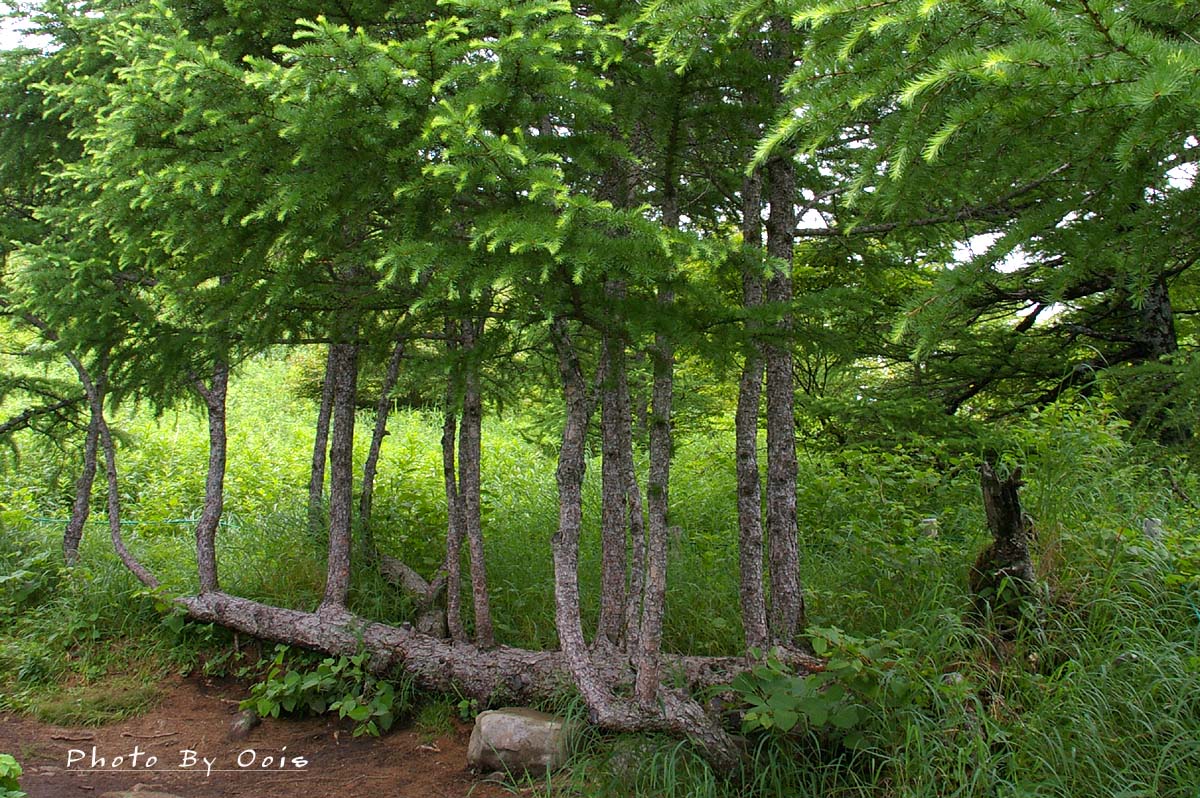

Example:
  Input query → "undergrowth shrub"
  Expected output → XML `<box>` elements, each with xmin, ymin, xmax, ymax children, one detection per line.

<box><xmin>242</xmin><ymin>645</ymin><xmax>413</xmax><ymax>737</ymax></box>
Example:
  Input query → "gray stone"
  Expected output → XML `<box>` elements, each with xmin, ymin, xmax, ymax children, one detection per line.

<box><xmin>467</xmin><ymin>707</ymin><xmax>577</xmax><ymax>775</ymax></box>
<box><xmin>228</xmin><ymin>708</ymin><xmax>261</xmax><ymax>740</ymax></box>
<box><xmin>100</xmin><ymin>791</ymin><xmax>185</xmax><ymax>798</ymax></box>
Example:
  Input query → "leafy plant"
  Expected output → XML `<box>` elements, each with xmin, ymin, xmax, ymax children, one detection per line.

<box><xmin>731</xmin><ymin>628</ymin><xmax>922</xmax><ymax>749</ymax></box>
<box><xmin>0</xmin><ymin>753</ymin><xmax>25</xmax><ymax>798</ymax></box>
<box><xmin>242</xmin><ymin>645</ymin><xmax>409</xmax><ymax>737</ymax></box>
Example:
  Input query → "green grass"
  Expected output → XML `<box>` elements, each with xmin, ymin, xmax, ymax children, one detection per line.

<box><xmin>2</xmin><ymin>357</ymin><xmax>1200</xmax><ymax>796</ymax></box>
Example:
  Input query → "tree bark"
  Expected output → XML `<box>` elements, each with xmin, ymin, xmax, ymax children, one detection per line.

<box><xmin>458</xmin><ymin>309</ymin><xmax>495</xmax><ymax>648</ymax></box>
<box><xmin>359</xmin><ymin>337</ymin><xmax>407</xmax><ymax>561</ymax></box>
<box><xmin>442</xmin><ymin>319</ymin><xmax>467</xmax><ymax>643</ymax></box>
<box><xmin>736</xmin><ymin>171</ymin><xmax>769</xmax><ymax>652</ymax></box>
<box><xmin>193</xmin><ymin>360</ymin><xmax>229</xmax><ymax>594</ymax></box>
<box><xmin>969</xmin><ymin>463</ymin><xmax>1036</xmax><ymax>632</ymax></box>
<box><xmin>764</xmin><ymin>134</ymin><xmax>805</xmax><ymax>645</ymax></box>
<box><xmin>636</xmin><ymin>300</ymin><xmax>673</xmax><ymax>704</ymax></box>
<box><xmin>63</xmin><ymin>403</ymin><xmax>100</xmax><ymax>564</ymax></box>
<box><xmin>320</xmin><ymin>341</ymin><xmax>359</xmax><ymax>610</ymax></box>
<box><xmin>598</xmin><ymin>297</ymin><xmax>628</xmax><ymax>648</ymax></box>
<box><xmin>550</xmin><ymin>317</ymin><xmax>628</xmax><ymax>713</ymax></box>
<box><xmin>307</xmin><ymin>344</ymin><xmax>336</xmax><ymax>536</ymax></box>
<box><xmin>177</xmin><ymin>590</ymin><xmax>820</xmax><ymax>712</ymax></box>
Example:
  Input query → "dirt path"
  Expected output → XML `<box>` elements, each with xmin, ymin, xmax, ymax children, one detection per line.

<box><xmin>0</xmin><ymin>675</ymin><xmax>511</xmax><ymax>798</ymax></box>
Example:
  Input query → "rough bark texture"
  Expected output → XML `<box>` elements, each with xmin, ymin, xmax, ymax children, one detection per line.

<box><xmin>193</xmin><ymin>361</ymin><xmax>229</xmax><ymax>594</ymax></box>
<box><xmin>176</xmin><ymin>590</ymin><xmax>820</xmax><ymax>707</ymax></box>
<box><xmin>321</xmin><ymin>342</ymin><xmax>359</xmax><ymax>610</ymax></box>
<box><xmin>764</xmin><ymin>136</ymin><xmax>805</xmax><ymax>645</ymax></box>
<box><xmin>549</xmin><ymin>318</ymin><xmax>612</xmax><ymax>708</ymax></box>
<box><xmin>359</xmin><ymin>337</ymin><xmax>407</xmax><ymax>560</ymax></box>
<box><xmin>459</xmin><ymin>312</ymin><xmax>495</xmax><ymax>648</ymax></box>
<box><xmin>63</xmin><ymin>405</ymin><xmax>100</xmax><ymax>564</ymax></box>
<box><xmin>969</xmin><ymin>463</ymin><xmax>1037</xmax><ymax>632</ymax></box>
<box><xmin>636</xmin><ymin>301</ymin><xmax>673</xmax><ymax>705</ymax></box>
<box><xmin>442</xmin><ymin>333</ymin><xmax>467</xmax><ymax>644</ymax></box>
<box><xmin>620</xmin><ymin>363</ymin><xmax>647</xmax><ymax>655</ymax></box>
<box><xmin>598</xmin><ymin>313</ymin><xmax>628</xmax><ymax>648</ymax></box>
<box><xmin>307</xmin><ymin>345</ymin><xmax>336</xmax><ymax>536</ymax></box>
<box><xmin>736</xmin><ymin>171</ymin><xmax>769</xmax><ymax>652</ymax></box>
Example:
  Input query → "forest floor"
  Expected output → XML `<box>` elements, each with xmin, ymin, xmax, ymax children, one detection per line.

<box><xmin>0</xmin><ymin>674</ymin><xmax>511</xmax><ymax>798</ymax></box>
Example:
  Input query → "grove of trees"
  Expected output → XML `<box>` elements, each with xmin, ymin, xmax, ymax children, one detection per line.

<box><xmin>1</xmin><ymin>0</ymin><xmax>1196</xmax><ymax>763</ymax></box>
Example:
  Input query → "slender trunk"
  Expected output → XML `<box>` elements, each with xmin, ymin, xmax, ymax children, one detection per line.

<box><xmin>442</xmin><ymin>320</ymin><xmax>467</xmax><ymax>643</ymax></box>
<box><xmin>764</xmin><ymin>144</ymin><xmax>805</xmax><ymax>644</ymax></box>
<box><xmin>308</xmin><ymin>345</ymin><xmax>336</xmax><ymax>536</ymax></box>
<box><xmin>621</xmin><ymin>352</ymin><xmax>646</xmax><ymax>655</ymax></box>
<box><xmin>549</xmin><ymin>318</ymin><xmax>620</xmax><ymax>711</ymax></box>
<box><xmin>459</xmin><ymin>312</ymin><xmax>495</xmax><ymax>648</ymax></box>
<box><xmin>598</xmin><ymin>295</ymin><xmax>628</xmax><ymax>648</ymax></box>
<box><xmin>194</xmin><ymin>360</ymin><xmax>229</xmax><ymax>594</ymax></box>
<box><xmin>63</xmin><ymin>407</ymin><xmax>100</xmax><ymax>564</ymax></box>
<box><xmin>737</xmin><ymin>172</ymin><xmax>769</xmax><ymax>651</ymax></box>
<box><xmin>359</xmin><ymin>337</ymin><xmax>407</xmax><ymax>560</ymax></box>
<box><xmin>321</xmin><ymin>341</ymin><xmax>359</xmax><ymax>610</ymax></box>
<box><xmin>636</xmin><ymin>137</ymin><xmax>681</xmax><ymax>704</ymax></box>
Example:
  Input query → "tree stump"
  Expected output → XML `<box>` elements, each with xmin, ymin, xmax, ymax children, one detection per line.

<box><xmin>968</xmin><ymin>463</ymin><xmax>1037</xmax><ymax>634</ymax></box>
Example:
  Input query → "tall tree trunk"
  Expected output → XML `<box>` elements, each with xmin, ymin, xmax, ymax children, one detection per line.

<box><xmin>63</xmin><ymin>404</ymin><xmax>100</xmax><ymax>564</ymax></box>
<box><xmin>442</xmin><ymin>319</ymin><xmax>467</xmax><ymax>643</ymax></box>
<box><xmin>548</xmin><ymin>318</ymin><xmax>631</xmax><ymax>716</ymax></box>
<box><xmin>621</xmin><ymin>353</ymin><xmax>647</xmax><ymax>655</ymax></box>
<box><xmin>359</xmin><ymin>337</ymin><xmax>407</xmax><ymax>561</ymax></box>
<box><xmin>635</xmin><ymin>120</ymin><xmax>682</xmax><ymax>704</ymax></box>
<box><xmin>764</xmin><ymin>130</ymin><xmax>805</xmax><ymax>645</ymax></box>
<box><xmin>193</xmin><ymin>360</ymin><xmax>229</xmax><ymax>594</ymax></box>
<box><xmin>458</xmin><ymin>311</ymin><xmax>495</xmax><ymax>648</ymax></box>
<box><xmin>598</xmin><ymin>295</ymin><xmax>628</xmax><ymax>648</ymax></box>
<box><xmin>308</xmin><ymin>345</ymin><xmax>336</xmax><ymax>536</ymax></box>
<box><xmin>736</xmin><ymin>171</ymin><xmax>769</xmax><ymax>652</ymax></box>
<box><xmin>321</xmin><ymin>341</ymin><xmax>359</xmax><ymax>610</ymax></box>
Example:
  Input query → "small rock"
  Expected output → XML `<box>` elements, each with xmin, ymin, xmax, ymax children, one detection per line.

<box><xmin>467</xmin><ymin>707</ymin><xmax>578</xmax><ymax>775</ymax></box>
<box><xmin>228</xmin><ymin>708</ymin><xmax>261</xmax><ymax>740</ymax></box>
<box><xmin>99</xmin><ymin>791</ymin><xmax>186</xmax><ymax>798</ymax></box>
<box><xmin>1142</xmin><ymin>517</ymin><xmax>1164</xmax><ymax>541</ymax></box>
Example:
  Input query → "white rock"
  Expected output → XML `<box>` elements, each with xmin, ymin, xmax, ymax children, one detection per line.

<box><xmin>467</xmin><ymin>707</ymin><xmax>577</xmax><ymax>775</ymax></box>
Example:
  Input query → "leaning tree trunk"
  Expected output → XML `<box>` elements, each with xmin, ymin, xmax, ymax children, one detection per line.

<box><xmin>308</xmin><ymin>344</ymin><xmax>337</xmax><ymax>536</ymax></box>
<box><xmin>736</xmin><ymin>171</ymin><xmax>769</xmax><ymax>652</ymax></box>
<box><xmin>359</xmin><ymin>337</ymin><xmax>407</xmax><ymax>560</ymax></box>
<box><xmin>321</xmin><ymin>341</ymin><xmax>359</xmax><ymax>611</ymax></box>
<box><xmin>193</xmin><ymin>360</ymin><xmax>229</xmax><ymax>594</ymax></box>
<box><xmin>63</xmin><ymin>397</ymin><xmax>101</xmax><ymax>564</ymax></box>
<box><xmin>458</xmin><ymin>310</ymin><xmax>495</xmax><ymax>648</ymax></box>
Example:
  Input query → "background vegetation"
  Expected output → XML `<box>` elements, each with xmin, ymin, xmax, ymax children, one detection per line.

<box><xmin>3</xmin><ymin>352</ymin><xmax>1199</xmax><ymax>796</ymax></box>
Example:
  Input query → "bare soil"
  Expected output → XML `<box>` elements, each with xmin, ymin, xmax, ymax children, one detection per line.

<box><xmin>0</xmin><ymin>674</ymin><xmax>513</xmax><ymax>798</ymax></box>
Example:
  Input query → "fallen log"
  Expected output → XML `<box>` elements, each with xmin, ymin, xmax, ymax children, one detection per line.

<box><xmin>178</xmin><ymin>591</ymin><xmax>821</xmax><ymax>731</ymax></box>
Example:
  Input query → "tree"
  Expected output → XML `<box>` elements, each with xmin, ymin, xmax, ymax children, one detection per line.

<box><xmin>769</xmin><ymin>0</ymin><xmax>1200</xmax><ymax>438</ymax></box>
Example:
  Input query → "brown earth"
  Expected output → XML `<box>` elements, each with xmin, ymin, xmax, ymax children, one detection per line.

<box><xmin>0</xmin><ymin>675</ymin><xmax>516</xmax><ymax>798</ymax></box>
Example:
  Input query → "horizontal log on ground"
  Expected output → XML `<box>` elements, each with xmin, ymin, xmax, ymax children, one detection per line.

<box><xmin>179</xmin><ymin>591</ymin><xmax>822</xmax><ymax>708</ymax></box>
